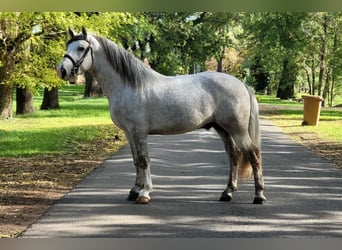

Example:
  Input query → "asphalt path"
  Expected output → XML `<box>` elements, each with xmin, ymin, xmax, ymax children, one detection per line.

<box><xmin>21</xmin><ymin>119</ymin><xmax>342</xmax><ymax>237</ymax></box>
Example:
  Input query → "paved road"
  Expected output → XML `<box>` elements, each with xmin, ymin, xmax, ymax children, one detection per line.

<box><xmin>21</xmin><ymin>120</ymin><xmax>342</xmax><ymax>237</ymax></box>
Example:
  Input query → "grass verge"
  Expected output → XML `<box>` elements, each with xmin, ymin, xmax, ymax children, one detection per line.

<box><xmin>0</xmin><ymin>85</ymin><xmax>128</xmax><ymax>237</ymax></box>
<box><xmin>0</xmin><ymin>91</ymin><xmax>340</xmax><ymax>237</ymax></box>
<box><xmin>259</xmin><ymin>95</ymin><xmax>342</xmax><ymax>168</ymax></box>
<box><xmin>0</xmin><ymin>86</ymin><xmax>115</xmax><ymax>156</ymax></box>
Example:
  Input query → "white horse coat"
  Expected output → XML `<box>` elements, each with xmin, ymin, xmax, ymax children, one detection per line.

<box><xmin>57</xmin><ymin>27</ymin><xmax>266</xmax><ymax>205</ymax></box>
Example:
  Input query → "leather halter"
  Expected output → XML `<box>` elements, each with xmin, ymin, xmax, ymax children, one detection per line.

<box><xmin>63</xmin><ymin>39</ymin><xmax>93</xmax><ymax>76</ymax></box>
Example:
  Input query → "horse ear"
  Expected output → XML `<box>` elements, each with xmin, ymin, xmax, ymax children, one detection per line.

<box><xmin>68</xmin><ymin>26</ymin><xmax>76</xmax><ymax>37</ymax></box>
<box><xmin>82</xmin><ymin>26</ymin><xmax>87</xmax><ymax>38</ymax></box>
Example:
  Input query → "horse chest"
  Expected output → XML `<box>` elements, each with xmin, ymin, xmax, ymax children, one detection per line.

<box><xmin>108</xmin><ymin>93</ymin><xmax>146</xmax><ymax>130</ymax></box>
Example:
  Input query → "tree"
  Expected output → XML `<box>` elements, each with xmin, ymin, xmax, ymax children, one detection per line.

<box><xmin>0</xmin><ymin>12</ymin><xmax>38</xmax><ymax>119</ymax></box>
<box><xmin>206</xmin><ymin>47</ymin><xmax>245</xmax><ymax>79</ymax></box>
<box><xmin>196</xmin><ymin>12</ymin><xmax>242</xmax><ymax>73</ymax></box>
<box><xmin>326</xmin><ymin>13</ymin><xmax>342</xmax><ymax>106</ymax></box>
<box><xmin>84</xmin><ymin>72</ymin><xmax>102</xmax><ymax>98</ymax></box>
<box><xmin>144</xmin><ymin>12</ymin><xmax>195</xmax><ymax>75</ymax></box>
<box><xmin>16</xmin><ymin>86</ymin><xmax>33</xmax><ymax>114</ymax></box>
<box><xmin>244</xmin><ymin>12</ymin><xmax>308</xmax><ymax>99</ymax></box>
<box><xmin>0</xmin><ymin>12</ymin><xmax>77</xmax><ymax>118</ymax></box>
<box><xmin>300</xmin><ymin>12</ymin><xmax>342</xmax><ymax>106</ymax></box>
<box><xmin>36</xmin><ymin>13</ymin><xmax>77</xmax><ymax>110</ymax></box>
<box><xmin>320</xmin><ymin>13</ymin><xmax>342</xmax><ymax>106</ymax></box>
<box><xmin>41</xmin><ymin>86</ymin><xmax>59</xmax><ymax>110</ymax></box>
<box><xmin>141</xmin><ymin>12</ymin><xmax>235</xmax><ymax>75</ymax></box>
<box><xmin>14</xmin><ymin>36</ymin><xmax>34</xmax><ymax>115</ymax></box>
<box><xmin>0</xmin><ymin>84</ymin><xmax>13</xmax><ymax>119</ymax></box>
<box><xmin>249</xmin><ymin>56</ymin><xmax>270</xmax><ymax>94</ymax></box>
<box><xmin>277</xmin><ymin>58</ymin><xmax>297</xmax><ymax>99</ymax></box>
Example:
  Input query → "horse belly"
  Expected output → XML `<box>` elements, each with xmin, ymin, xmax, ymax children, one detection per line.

<box><xmin>148</xmin><ymin>120</ymin><xmax>207</xmax><ymax>135</ymax></box>
<box><xmin>147</xmin><ymin>100</ymin><xmax>214</xmax><ymax>135</ymax></box>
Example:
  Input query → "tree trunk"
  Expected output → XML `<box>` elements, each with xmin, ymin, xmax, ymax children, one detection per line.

<box><xmin>216</xmin><ymin>57</ymin><xmax>223</xmax><ymax>72</ymax></box>
<box><xmin>277</xmin><ymin>58</ymin><xmax>296</xmax><ymax>100</ymax></box>
<box><xmin>329</xmin><ymin>26</ymin><xmax>339</xmax><ymax>107</ymax></box>
<box><xmin>41</xmin><ymin>87</ymin><xmax>59</xmax><ymax>110</ymax></box>
<box><xmin>251</xmin><ymin>56</ymin><xmax>270</xmax><ymax>94</ymax></box>
<box><xmin>304</xmin><ymin>67</ymin><xmax>311</xmax><ymax>94</ymax></box>
<box><xmin>322</xmin><ymin>69</ymin><xmax>330</xmax><ymax>107</ymax></box>
<box><xmin>16</xmin><ymin>86</ymin><xmax>34</xmax><ymax>115</ymax></box>
<box><xmin>310</xmin><ymin>58</ymin><xmax>316</xmax><ymax>95</ymax></box>
<box><xmin>317</xmin><ymin>42</ymin><xmax>326</xmax><ymax>96</ymax></box>
<box><xmin>0</xmin><ymin>84</ymin><xmax>13</xmax><ymax>119</ymax></box>
<box><xmin>216</xmin><ymin>46</ymin><xmax>225</xmax><ymax>73</ymax></box>
<box><xmin>84</xmin><ymin>72</ymin><xmax>102</xmax><ymax>98</ymax></box>
<box><xmin>330</xmin><ymin>72</ymin><xmax>335</xmax><ymax>107</ymax></box>
<box><xmin>318</xmin><ymin>15</ymin><xmax>328</xmax><ymax>96</ymax></box>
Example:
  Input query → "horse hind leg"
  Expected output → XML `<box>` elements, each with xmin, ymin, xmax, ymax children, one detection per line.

<box><xmin>215</xmin><ymin>127</ymin><xmax>240</xmax><ymax>202</ymax></box>
<box><xmin>220</xmin><ymin>145</ymin><xmax>241</xmax><ymax>202</ymax></box>
<box><xmin>228</xmin><ymin>132</ymin><xmax>266</xmax><ymax>204</ymax></box>
<box><xmin>246</xmin><ymin>146</ymin><xmax>267</xmax><ymax>204</ymax></box>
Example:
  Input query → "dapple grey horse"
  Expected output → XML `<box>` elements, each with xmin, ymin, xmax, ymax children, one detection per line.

<box><xmin>57</xmin><ymin>27</ymin><xmax>266</xmax><ymax>205</ymax></box>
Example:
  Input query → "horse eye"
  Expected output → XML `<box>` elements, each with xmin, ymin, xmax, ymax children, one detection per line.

<box><xmin>78</xmin><ymin>47</ymin><xmax>85</xmax><ymax>52</ymax></box>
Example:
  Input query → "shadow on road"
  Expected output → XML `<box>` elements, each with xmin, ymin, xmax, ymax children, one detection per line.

<box><xmin>22</xmin><ymin>120</ymin><xmax>342</xmax><ymax>237</ymax></box>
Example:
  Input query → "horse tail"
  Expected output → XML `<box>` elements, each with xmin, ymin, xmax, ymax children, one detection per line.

<box><xmin>239</xmin><ymin>85</ymin><xmax>261</xmax><ymax>179</ymax></box>
<box><xmin>246</xmin><ymin>85</ymin><xmax>260</xmax><ymax>149</ymax></box>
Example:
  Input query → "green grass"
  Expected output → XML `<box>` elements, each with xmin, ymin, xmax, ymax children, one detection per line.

<box><xmin>0</xmin><ymin>85</ymin><xmax>121</xmax><ymax>157</ymax></box>
<box><xmin>256</xmin><ymin>95</ymin><xmax>301</xmax><ymax>106</ymax></box>
<box><xmin>258</xmin><ymin>95</ymin><xmax>342</xmax><ymax>143</ymax></box>
<box><xmin>1</xmin><ymin>90</ymin><xmax>341</xmax><ymax>157</ymax></box>
<box><xmin>270</xmin><ymin>109</ymin><xmax>341</xmax><ymax>142</ymax></box>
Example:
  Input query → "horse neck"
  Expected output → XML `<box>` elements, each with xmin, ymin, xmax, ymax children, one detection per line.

<box><xmin>89</xmin><ymin>35</ymin><xmax>161</xmax><ymax>95</ymax></box>
<box><xmin>89</xmin><ymin>50</ymin><xmax>123</xmax><ymax>96</ymax></box>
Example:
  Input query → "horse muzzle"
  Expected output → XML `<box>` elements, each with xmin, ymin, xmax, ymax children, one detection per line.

<box><xmin>56</xmin><ymin>65</ymin><xmax>70</xmax><ymax>81</ymax></box>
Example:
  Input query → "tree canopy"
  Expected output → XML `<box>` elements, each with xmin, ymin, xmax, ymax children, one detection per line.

<box><xmin>1</xmin><ymin>12</ymin><xmax>342</xmax><ymax>118</ymax></box>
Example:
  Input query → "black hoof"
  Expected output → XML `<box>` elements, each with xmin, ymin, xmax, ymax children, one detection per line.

<box><xmin>127</xmin><ymin>190</ymin><xmax>139</xmax><ymax>201</ymax></box>
<box><xmin>253</xmin><ymin>196</ymin><xmax>266</xmax><ymax>204</ymax></box>
<box><xmin>219</xmin><ymin>191</ymin><xmax>232</xmax><ymax>202</ymax></box>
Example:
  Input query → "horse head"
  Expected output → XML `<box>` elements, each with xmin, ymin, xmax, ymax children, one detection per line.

<box><xmin>57</xmin><ymin>27</ymin><xmax>93</xmax><ymax>80</ymax></box>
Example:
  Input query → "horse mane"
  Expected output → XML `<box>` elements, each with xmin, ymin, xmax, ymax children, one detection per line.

<box><xmin>94</xmin><ymin>35</ymin><xmax>156</xmax><ymax>90</ymax></box>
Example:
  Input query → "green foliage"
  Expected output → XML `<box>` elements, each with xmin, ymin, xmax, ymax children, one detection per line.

<box><xmin>243</xmin><ymin>12</ymin><xmax>308</xmax><ymax>99</ymax></box>
<box><xmin>0</xmin><ymin>13</ymin><xmax>37</xmax><ymax>84</ymax></box>
<box><xmin>0</xmin><ymin>12</ymin><xmax>76</xmax><ymax>92</ymax></box>
<box><xmin>244</xmin><ymin>12</ymin><xmax>342</xmax><ymax>104</ymax></box>
<box><xmin>0</xmin><ymin>85</ymin><xmax>118</xmax><ymax>157</ymax></box>
<box><xmin>144</xmin><ymin>12</ymin><xmax>197</xmax><ymax>74</ymax></box>
<box><xmin>1</xmin><ymin>12</ymin><xmax>341</xmax><ymax>105</ymax></box>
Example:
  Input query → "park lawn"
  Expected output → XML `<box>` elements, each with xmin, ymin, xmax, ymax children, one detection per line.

<box><xmin>264</xmin><ymin>109</ymin><xmax>342</xmax><ymax>143</ymax></box>
<box><xmin>0</xmin><ymin>89</ymin><xmax>340</xmax><ymax>237</ymax></box>
<box><xmin>259</xmin><ymin>95</ymin><xmax>342</xmax><ymax>168</ymax></box>
<box><xmin>258</xmin><ymin>95</ymin><xmax>342</xmax><ymax>143</ymax></box>
<box><xmin>0</xmin><ymin>85</ymin><xmax>126</xmax><ymax>157</ymax></box>
<box><xmin>0</xmin><ymin>85</ymin><xmax>128</xmax><ymax>238</ymax></box>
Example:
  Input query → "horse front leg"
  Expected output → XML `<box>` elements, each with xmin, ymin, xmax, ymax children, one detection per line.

<box><xmin>127</xmin><ymin>166</ymin><xmax>144</xmax><ymax>201</ymax></box>
<box><xmin>126</xmin><ymin>133</ymin><xmax>152</xmax><ymax>204</ymax></box>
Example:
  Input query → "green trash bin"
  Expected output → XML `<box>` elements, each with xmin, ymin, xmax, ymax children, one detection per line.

<box><xmin>302</xmin><ymin>95</ymin><xmax>324</xmax><ymax>126</ymax></box>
